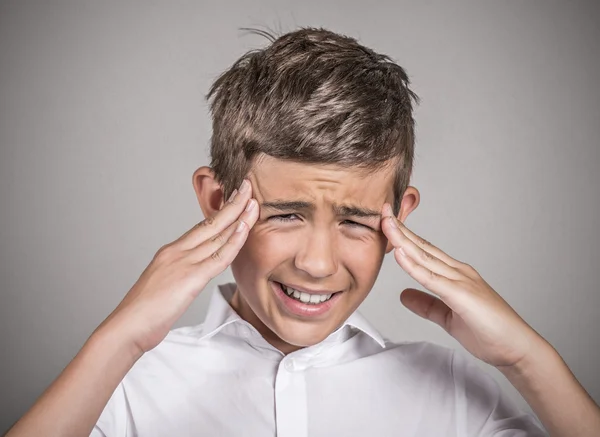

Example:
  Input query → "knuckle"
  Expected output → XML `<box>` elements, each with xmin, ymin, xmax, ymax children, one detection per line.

<box><xmin>210</xmin><ymin>250</ymin><xmax>222</xmax><ymax>262</ymax></box>
<box><xmin>449</xmin><ymin>265</ymin><xmax>463</xmax><ymax>278</ymax></box>
<box><xmin>155</xmin><ymin>244</ymin><xmax>174</xmax><ymax>261</ymax></box>
<box><xmin>419</xmin><ymin>249</ymin><xmax>433</xmax><ymax>262</ymax></box>
<box><xmin>418</xmin><ymin>236</ymin><xmax>432</xmax><ymax>247</ymax></box>
<box><xmin>423</xmin><ymin>268</ymin><xmax>439</xmax><ymax>286</ymax></box>
<box><xmin>210</xmin><ymin>232</ymin><xmax>225</xmax><ymax>245</ymax></box>
<box><xmin>460</xmin><ymin>262</ymin><xmax>478</xmax><ymax>276</ymax></box>
<box><xmin>202</xmin><ymin>216</ymin><xmax>216</xmax><ymax>228</ymax></box>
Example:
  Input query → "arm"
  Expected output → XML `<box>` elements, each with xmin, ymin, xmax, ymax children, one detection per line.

<box><xmin>380</xmin><ymin>203</ymin><xmax>600</xmax><ymax>436</ymax></box>
<box><xmin>4</xmin><ymin>326</ymin><xmax>140</xmax><ymax>437</ymax></box>
<box><xmin>5</xmin><ymin>180</ymin><xmax>259</xmax><ymax>437</ymax></box>
<box><xmin>498</xmin><ymin>338</ymin><xmax>600</xmax><ymax>436</ymax></box>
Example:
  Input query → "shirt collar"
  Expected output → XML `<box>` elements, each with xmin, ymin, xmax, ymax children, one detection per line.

<box><xmin>199</xmin><ymin>283</ymin><xmax>241</xmax><ymax>339</ymax></box>
<box><xmin>199</xmin><ymin>283</ymin><xmax>386</xmax><ymax>349</ymax></box>
<box><xmin>343</xmin><ymin>308</ymin><xmax>386</xmax><ymax>348</ymax></box>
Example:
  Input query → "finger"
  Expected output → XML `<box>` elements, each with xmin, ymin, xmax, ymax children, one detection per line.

<box><xmin>393</xmin><ymin>241</ymin><xmax>463</xmax><ymax>300</ymax></box>
<box><xmin>194</xmin><ymin>205</ymin><xmax>257</xmax><ymax>280</ymax></box>
<box><xmin>400</xmin><ymin>288</ymin><xmax>453</xmax><ymax>332</ymax></box>
<box><xmin>179</xmin><ymin>179</ymin><xmax>253</xmax><ymax>250</ymax></box>
<box><xmin>381</xmin><ymin>207</ymin><xmax>462</xmax><ymax>281</ymax></box>
<box><xmin>382</xmin><ymin>203</ymin><xmax>465</xmax><ymax>270</ymax></box>
<box><xmin>188</xmin><ymin>197</ymin><xmax>259</xmax><ymax>263</ymax></box>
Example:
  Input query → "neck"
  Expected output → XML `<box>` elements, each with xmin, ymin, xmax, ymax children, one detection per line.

<box><xmin>230</xmin><ymin>288</ymin><xmax>303</xmax><ymax>355</ymax></box>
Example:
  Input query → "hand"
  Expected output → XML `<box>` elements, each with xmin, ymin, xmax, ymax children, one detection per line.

<box><xmin>95</xmin><ymin>179</ymin><xmax>260</xmax><ymax>356</ymax></box>
<box><xmin>381</xmin><ymin>203</ymin><xmax>546</xmax><ymax>369</ymax></box>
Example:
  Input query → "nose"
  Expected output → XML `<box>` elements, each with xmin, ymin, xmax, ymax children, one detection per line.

<box><xmin>294</xmin><ymin>228</ymin><xmax>338</xmax><ymax>279</ymax></box>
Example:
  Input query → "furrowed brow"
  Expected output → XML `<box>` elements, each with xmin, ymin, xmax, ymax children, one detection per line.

<box><xmin>260</xmin><ymin>201</ymin><xmax>381</xmax><ymax>219</ymax></box>
<box><xmin>334</xmin><ymin>205</ymin><xmax>381</xmax><ymax>219</ymax></box>
<box><xmin>260</xmin><ymin>200</ymin><xmax>314</xmax><ymax>212</ymax></box>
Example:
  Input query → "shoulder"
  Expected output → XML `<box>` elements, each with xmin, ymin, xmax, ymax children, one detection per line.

<box><xmin>379</xmin><ymin>341</ymin><xmax>547</xmax><ymax>434</ymax></box>
<box><xmin>165</xmin><ymin>322</ymin><xmax>208</xmax><ymax>341</ymax></box>
<box><xmin>381</xmin><ymin>339</ymin><xmax>457</xmax><ymax>373</ymax></box>
<box><xmin>379</xmin><ymin>340</ymin><xmax>501</xmax><ymax>395</ymax></box>
<box><xmin>97</xmin><ymin>322</ymin><xmax>208</xmax><ymax>385</ymax></box>
<box><xmin>128</xmin><ymin>322</ymin><xmax>210</xmax><ymax>373</ymax></box>
<box><xmin>94</xmin><ymin>322</ymin><xmax>212</xmax><ymax>434</ymax></box>
<box><xmin>354</xmin><ymin>339</ymin><xmax>458</xmax><ymax>390</ymax></box>
<box><xmin>383</xmin><ymin>338</ymin><xmax>455</xmax><ymax>358</ymax></box>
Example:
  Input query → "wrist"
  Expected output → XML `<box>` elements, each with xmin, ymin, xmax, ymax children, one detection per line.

<box><xmin>497</xmin><ymin>334</ymin><xmax>558</xmax><ymax>380</ymax></box>
<box><xmin>497</xmin><ymin>335</ymin><xmax>600</xmax><ymax>436</ymax></box>
<box><xmin>89</xmin><ymin>320</ymin><xmax>145</xmax><ymax>365</ymax></box>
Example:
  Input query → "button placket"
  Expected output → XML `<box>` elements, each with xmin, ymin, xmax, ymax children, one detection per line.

<box><xmin>284</xmin><ymin>359</ymin><xmax>294</xmax><ymax>372</ymax></box>
<box><xmin>275</xmin><ymin>358</ymin><xmax>308</xmax><ymax>437</ymax></box>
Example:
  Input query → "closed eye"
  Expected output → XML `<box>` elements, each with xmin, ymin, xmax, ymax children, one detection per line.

<box><xmin>342</xmin><ymin>220</ymin><xmax>374</xmax><ymax>231</ymax></box>
<box><xmin>270</xmin><ymin>214</ymin><xmax>300</xmax><ymax>222</ymax></box>
<box><xmin>270</xmin><ymin>214</ymin><xmax>373</xmax><ymax>230</ymax></box>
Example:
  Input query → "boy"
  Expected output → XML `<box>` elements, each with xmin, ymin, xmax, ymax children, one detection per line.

<box><xmin>6</xmin><ymin>27</ymin><xmax>600</xmax><ymax>436</ymax></box>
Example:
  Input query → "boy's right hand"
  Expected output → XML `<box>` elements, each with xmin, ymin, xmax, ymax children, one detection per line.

<box><xmin>95</xmin><ymin>179</ymin><xmax>259</xmax><ymax>357</ymax></box>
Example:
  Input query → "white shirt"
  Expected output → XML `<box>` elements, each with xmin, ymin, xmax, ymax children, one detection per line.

<box><xmin>92</xmin><ymin>283</ymin><xmax>547</xmax><ymax>436</ymax></box>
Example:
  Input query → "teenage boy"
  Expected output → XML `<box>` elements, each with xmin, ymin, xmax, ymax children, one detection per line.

<box><xmin>6</xmin><ymin>27</ymin><xmax>600</xmax><ymax>437</ymax></box>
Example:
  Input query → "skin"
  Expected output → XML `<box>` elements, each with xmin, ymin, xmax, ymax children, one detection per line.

<box><xmin>193</xmin><ymin>154</ymin><xmax>419</xmax><ymax>353</ymax></box>
<box><xmin>4</xmin><ymin>178</ymin><xmax>261</xmax><ymax>436</ymax></box>
<box><xmin>5</xmin><ymin>156</ymin><xmax>600</xmax><ymax>436</ymax></box>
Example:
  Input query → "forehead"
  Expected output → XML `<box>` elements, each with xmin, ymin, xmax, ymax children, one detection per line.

<box><xmin>249</xmin><ymin>155</ymin><xmax>395</xmax><ymax>205</ymax></box>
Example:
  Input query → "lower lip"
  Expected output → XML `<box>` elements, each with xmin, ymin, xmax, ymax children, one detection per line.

<box><xmin>271</xmin><ymin>281</ymin><xmax>342</xmax><ymax>318</ymax></box>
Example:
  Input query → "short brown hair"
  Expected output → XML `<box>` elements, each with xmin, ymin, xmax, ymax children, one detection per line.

<box><xmin>207</xmin><ymin>27</ymin><xmax>419</xmax><ymax>214</ymax></box>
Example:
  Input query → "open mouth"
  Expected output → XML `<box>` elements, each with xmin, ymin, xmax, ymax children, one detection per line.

<box><xmin>282</xmin><ymin>283</ymin><xmax>336</xmax><ymax>304</ymax></box>
<box><xmin>274</xmin><ymin>281</ymin><xmax>342</xmax><ymax>305</ymax></box>
<box><xmin>271</xmin><ymin>281</ymin><xmax>344</xmax><ymax>317</ymax></box>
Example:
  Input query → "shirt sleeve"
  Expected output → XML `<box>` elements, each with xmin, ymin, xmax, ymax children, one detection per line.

<box><xmin>89</xmin><ymin>383</ymin><xmax>130</xmax><ymax>437</ymax></box>
<box><xmin>451</xmin><ymin>349</ymin><xmax>549</xmax><ymax>436</ymax></box>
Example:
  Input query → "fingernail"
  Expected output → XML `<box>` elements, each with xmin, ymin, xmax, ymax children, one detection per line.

<box><xmin>227</xmin><ymin>189</ymin><xmax>238</xmax><ymax>202</ymax></box>
<box><xmin>239</xmin><ymin>179</ymin><xmax>250</xmax><ymax>193</ymax></box>
<box><xmin>236</xmin><ymin>220</ymin><xmax>246</xmax><ymax>233</ymax></box>
<box><xmin>388</xmin><ymin>216</ymin><xmax>398</xmax><ymax>229</ymax></box>
<box><xmin>245</xmin><ymin>199</ymin><xmax>255</xmax><ymax>212</ymax></box>
<box><xmin>397</xmin><ymin>247</ymin><xmax>406</xmax><ymax>257</ymax></box>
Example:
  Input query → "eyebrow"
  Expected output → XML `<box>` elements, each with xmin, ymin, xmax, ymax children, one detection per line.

<box><xmin>261</xmin><ymin>200</ymin><xmax>381</xmax><ymax>219</ymax></box>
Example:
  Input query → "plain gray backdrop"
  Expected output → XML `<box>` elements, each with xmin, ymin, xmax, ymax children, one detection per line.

<box><xmin>1</xmin><ymin>0</ymin><xmax>598</xmax><ymax>432</ymax></box>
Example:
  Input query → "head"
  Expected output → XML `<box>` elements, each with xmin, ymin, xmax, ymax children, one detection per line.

<box><xmin>193</xmin><ymin>27</ymin><xmax>420</xmax><ymax>353</ymax></box>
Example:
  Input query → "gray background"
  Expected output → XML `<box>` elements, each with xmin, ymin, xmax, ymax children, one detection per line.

<box><xmin>1</xmin><ymin>0</ymin><xmax>598</xmax><ymax>432</ymax></box>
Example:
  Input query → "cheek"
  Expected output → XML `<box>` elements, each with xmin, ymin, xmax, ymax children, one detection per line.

<box><xmin>234</xmin><ymin>227</ymin><xmax>296</xmax><ymax>274</ymax></box>
<box><xmin>234</xmin><ymin>226</ymin><xmax>386</xmax><ymax>284</ymax></box>
<box><xmin>340</xmin><ymin>237</ymin><xmax>386</xmax><ymax>285</ymax></box>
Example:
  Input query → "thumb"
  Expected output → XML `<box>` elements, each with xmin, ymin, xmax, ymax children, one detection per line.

<box><xmin>400</xmin><ymin>288</ymin><xmax>452</xmax><ymax>331</ymax></box>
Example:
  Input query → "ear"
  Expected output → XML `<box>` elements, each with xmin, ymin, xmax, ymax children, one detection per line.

<box><xmin>192</xmin><ymin>166</ymin><xmax>225</xmax><ymax>219</ymax></box>
<box><xmin>385</xmin><ymin>186</ymin><xmax>420</xmax><ymax>253</ymax></box>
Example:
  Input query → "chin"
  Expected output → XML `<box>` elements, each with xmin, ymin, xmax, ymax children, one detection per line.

<box><xmin>274</xmin><ymin>322</ymin><xmax>334</xmax><ymax>348</ymax></box>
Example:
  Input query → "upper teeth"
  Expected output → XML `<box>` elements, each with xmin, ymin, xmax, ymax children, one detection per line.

<box><xmin>283</xmin><ymin>285</ymin><xmax>333</xmax><ymax>304</ymax></box>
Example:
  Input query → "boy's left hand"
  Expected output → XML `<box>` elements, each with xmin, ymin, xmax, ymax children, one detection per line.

<box><xmin>381</xmin><ymin>203</ymin><xmax>546</xmax><ymax>370</ymax></box>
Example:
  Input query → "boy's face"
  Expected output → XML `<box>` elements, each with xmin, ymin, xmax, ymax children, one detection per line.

<box><xmin>194</xmin><ymin>155</ymin><xmax>419</xmax><ymax>353</ymax></box>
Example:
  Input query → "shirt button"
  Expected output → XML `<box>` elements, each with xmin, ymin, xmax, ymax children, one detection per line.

<box><xmin>284</xmin><ymin>360</ymin><xmax>294</xmax><ymax>371</ymax></box>
<box><xmin>240</xmin><ymin>326</ymin><xmax>250</xmax><ymax>338</ymax></box>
